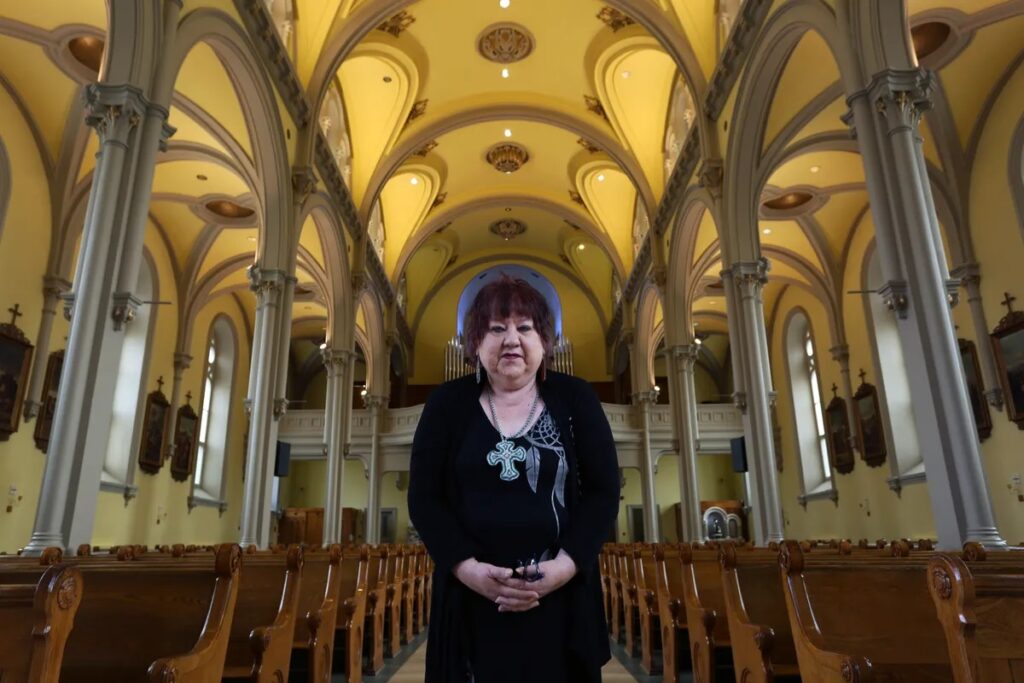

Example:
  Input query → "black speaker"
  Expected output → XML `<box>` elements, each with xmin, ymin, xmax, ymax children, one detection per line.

<box><xmin>730</xmin><ymin>436</ymin><xmax>748</xmax><ymax>473</ymax></box>
<box><xmin>274</xmin><ymin>441</ymin><xmax>292</xmax><ymax>477</ymax></box>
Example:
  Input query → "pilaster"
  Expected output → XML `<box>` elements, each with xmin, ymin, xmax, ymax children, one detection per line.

<box><xmin>666</xmin><ymin>344</ymin><xmax>702</xmax><ymax>541</ymax></box>
<box><xmin>633</xmin><ymin>389</ymin><xmax>660</xmax><ymax>542</ymax></box>
<box><xmin>23</xmin><ymin>276</ymin><xmax>71</xmax><ymax>421</ymax></box>
<box><xmin>364</xmin><ymin>394</ymin><xmax>388</xmax><ymax>544</ymax></box>
<box><xmin>952</xmin><ymin>263</ymin><xmax>1003</xmax><ymax>409</ymax></box>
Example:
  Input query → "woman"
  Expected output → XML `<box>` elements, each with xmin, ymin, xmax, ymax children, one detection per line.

<box><xmin>408</xmin><ymin>275</ymin><xmax>620</xmax><ymax>682</ymax></box>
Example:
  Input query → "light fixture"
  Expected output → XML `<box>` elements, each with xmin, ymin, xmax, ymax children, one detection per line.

<box><xmin>621</xmin><ymin>71</ymin><xmax>631</xmax><ymax>79</ymax></box>
<box><xmin>763</xmin><ymin>228</ymin><xmax>772</xmax><ymax>235</ymax></box>
<box><xmin>694</xmin><ymin>337</ymin><xmax>703</xmax><ymax>346</ymax></box>
<box><xmin>597</xmin><ymin>173</ymin><xmax>606</xmax><ymax>182</ymax></box>
<box><xmin>653</xmin><ymin>385</ymin><xmax>660</xmax><ymax>393</ymax></box>
<box><xmin>501</xmin><ymin>67</ymin><xmax>510</xmax><ymax>79</ymax></box>
<box><xmin>196</xmin><ymin>174</ymin><xmax>208</xmax><ymax>181</ymax></box>
<box><xmin>810</xmin><ymin>165</ymin><xmax>821</xmax><ymax>173</ymax></box>
<box><xmin>577</xmin><ymin>243</ymin><xmax>586</xmax><ymax>251</ymax></box>
<box><xmin>360</xmin><ymin>388</ymin><xmax>368</xmax><ymax>397</ymax></box>
<box><xmin>410</xmin><ymin>177</ymin><xmax>419</xmax><ymax>185</ymax></box>
<box><xmin>504</xmin><ymin>128</ymin><xmax>512</xmax><ymax>137</ymax></box>
<box><xmin>499</xmin><ymin>0</ymin><xmax>510</xmax><ymax>7</ymax></box>
<box><xmin>320</xmin><ymin>342</ymin><xmax>328</xmax><ymax>350</ymax></box>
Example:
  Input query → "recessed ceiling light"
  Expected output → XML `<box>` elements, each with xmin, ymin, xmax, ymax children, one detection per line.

<box><xmin>383</xmin><ymin>76</ymin><xmax>393</xmax><ymax>83</ymax></box>
<box><xmin>410</xmin><ymin>177</ymin><xmax>419</xmax><ymax>185</ymax></box>
<box><xmin>810</xmin><ymin>165</ymin><xmax>821</xmax><ymax>173</ymax></box>
<box><xmin>501</xmin><ymin>67</ymin><xmax>510</xmax><ymax>79</ymax></box>
<box><xmin>597</xmin><ymin>173</ymin><xmax>606</xmax><ymax>182</ymax></box>
<box><xmin>621</xmin><ymin>71</ymin><xmax>631</xmax><ymax>78</ymax></box>
<box><xmin>577</xmin><ymin>244</ymin><xmax>586</xmax><ymax>251</ymax></box>
<box><xmin>499</xmin><ymin>0</ymin><xmax>510</xmax><ymax>7</ymax></box>
<box><xmin>504</xmin><ymin>128</ymin><xmax>512</xmax><ymax>138</ymax></box>
<box><xmin>196</xmin><ymin>174</ymin><xmax>208</xmax><ymax>181</ymax></box>
<box><xmin>763</xmin><ymin>228</ymin><xmax>772</xmax><ymax>235</ymax></box>
<box><xmin>505</xmin><ymin>207</ymin><xmax>512</xmax><ymax>212</ymax></box>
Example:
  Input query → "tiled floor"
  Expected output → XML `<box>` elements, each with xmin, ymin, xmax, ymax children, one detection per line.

<box><xmin>371</xmin><ymin>635</ymin><xmax>656</xmax><ymax>683</ymax></box>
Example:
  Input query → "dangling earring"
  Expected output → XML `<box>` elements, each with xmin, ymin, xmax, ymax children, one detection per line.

<box><xmin>475</xmin><ymin>357</ymin><xmax>482</xmax><ymax>383</ymax></box>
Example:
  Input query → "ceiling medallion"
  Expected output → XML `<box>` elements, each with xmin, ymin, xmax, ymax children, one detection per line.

<box><xmin>205</xmin><ymin>200</ymin><xmax>255</xmax><ymax>219</ymax></box>
<box><xmin>377</xmin><ymin>11</ymin><xmax>416</xmax><ymax>37</ymax></box>
<box><xmin>763</xmin><ymin>191</ymin><xmax>813</xmax><ymax>211</ymax></box>
<box><xmin>477</xmin><ymin>23</ymin><xmax>535</xmax><ymax>64</ymax></box>
<box><xmin>68</xmin><ymin>35</ymin><xmax>105</xmax><ymax>73</ymax></box>
<box><xmin>911</xmin><ymin>22</ymin><xmax>951</xmax><ymax>60</ymax></box>
<box><xmin>486</xmin><ymin>143</ymin><xmax>530</xmax><ymax>173</ymax></box>
<box><xmin>583</xmin><ymin>95</ymin><xmax>609</xmax><ymax>121</ymax></box>
<box><xmin>490</xmin><ymin>218</ymin><xmax>527</xmax><ymax>241</ymax></box>
<box><xmin>596</xmin><ymin>7</ymin><xmax>635</xmax><ymax>32</ymax></box>
<box><xmin>576</xmin><ymin>137</ymin><xmax>600</xmax><ymax>154</ymax></box>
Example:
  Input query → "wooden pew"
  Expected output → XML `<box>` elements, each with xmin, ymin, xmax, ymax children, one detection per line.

<box><xmin>291</xmin><ymin>544</ymin><xmax>344</xmax><ymax>683</ymax></box>
<box><xmin>332</xmin><ymin>545</ymin><xmax>369</xmax><ymax>683</ymax></box>
<box><xmin>719</xmin><ymin>544</ymin><xmax>799</xmax><ymax>683</ymax></box>
<box><xmin>599</xmin><ymin>545</ymin><xmax>613</xmax><ymax>625</ymax></box>
<box><xmin>411</xmin><ymin>545</ymin><xmax>427</xmax><ymax>635</ymax></box>
<box><xmin>362</xmin><ymin>545</ymin><xmax>387</xmax><ymax>675</ymax></box>
<box><xmin>219</xmin><ymin>545</ymin><xmax>304</xmax><ymax>682</ymax></box>
<box><xmin>607</xmin><ymin>544</ymin><xmax>624</xmax><ymax>643</ymax></box>
<box><xmin>632</xmin><ymin>545</ymin><xmax>662</xmax><ymax>674</ymax></box>
<box><xmin>400</xmin><ymin>544</ymin><xmax>417</xmax><ymax>645</ymax></box>
<box><xmin>0</xmin><ymin>564</ymin><xmax>82</xmax><ymax>683</ymax></box>
<box><xmin>383</xmin><ymin>545</ymin><xmax>404</xmax><ymax>657</ymax></box>
<box><xmin>779</xmin><ymin>540</ymin><xmax>952</xmax><ymax>681</ymax></box>
<box><xmin>618</xmin><ymin>545</ymin><xmax>641</xmax><ymax>656</ymax></box>
<box><xmin>928</xmin><ymin>553</ymin><xmax>1024</xmax><ymax>682</ymax></box>
<box><xmin>653</xmin><ymin>544</ymin><xmax>689</xmax><ymax>683</ymax></box>
<box><xmin>0</xmin><ymin>543</ymin><xmax>243</xmax><ymax>681</ymax></box>
<box><xmin>680</xmin><ymin>542</ymin><xmax>734</xmax><ymax>683</ymax></box>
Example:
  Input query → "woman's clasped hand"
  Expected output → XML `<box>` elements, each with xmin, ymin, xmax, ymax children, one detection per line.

<box><xmin>453</xmin><ymin>551</ymin><xmax>577</xmax><ymax>612</ymax></box>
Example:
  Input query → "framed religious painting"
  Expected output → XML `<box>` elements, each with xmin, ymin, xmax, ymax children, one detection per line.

<box><xmin>170</xmin><ymin>397</ymin><xmax>198</xmax><ymax>482</ymax></box>
<box><xmin>138</xmin><ymin>380</ymin><xmax>170</xmax><ymax>475</ymax></box>
<box><xmin>33</xmin><ymin>350</ymin><xmax>64</xmax><ymax>452</ymax></box>
<box><xmin>853</xmin><ymin>372</ymin><xmax>887</xmax><ymax>468</ymax></box>
<box><xmin>824</xmin><ymin>385</ymin><xmax>854</xmax><ymax>474</ymax></box>
<box><xmin>958</xmin><ymin>338</ymin><xmax>992</xmax><ymax>441</ymax></box>
<box><xmin>0</xmin><ymin>304</ymin><xmax>34</xmax><ymax>442</ymax></box>
<box><xmin>990</xmin><ymin>292</ymin><xmax>1024</xmax><ymax>430</ymax></box>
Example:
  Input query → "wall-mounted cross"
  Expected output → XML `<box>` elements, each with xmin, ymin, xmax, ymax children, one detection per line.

<box><xmin>858</xmin><ymin>368</ymin><xmax>868</xmax><ymax>384</ymax></box>
<box><xmin>156</xmin><ymin>376</ymin><xmax>165</xmax><ymax>393</ymax></box>
<box><xmin>1001</xmin><ymin>291</ymin><xmax>1017</xmax><ymax>315</ymax></box>
<box><xmin>185</xmin><ymin>390</ymin><xmax>193</xmax><ymax>405</ymax></box>
<box><xmin>7</xmin><ymin>303</ymin><xmax>22</xmax><ymax>326</ymax></box>
<box><xmin>831</xmin><ymin>383</ymin><xmax>839</xmax><ymax>398</ymax></box>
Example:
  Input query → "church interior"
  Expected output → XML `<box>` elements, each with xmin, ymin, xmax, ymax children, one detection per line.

<box><xmin>1</xmin><ymin>0</ymin><xmax>1024</xmax><ymax>680</ymax></box>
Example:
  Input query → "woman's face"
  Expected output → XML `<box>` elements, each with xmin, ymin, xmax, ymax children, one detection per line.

<box><xmin>477</xmin><ymin>315</ymin><xmax>545</xmax><ymax>386</ymax></box>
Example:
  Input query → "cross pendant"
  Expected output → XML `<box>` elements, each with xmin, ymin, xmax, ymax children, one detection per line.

<box><xmin>487</xmin><ymin>440</ymin><xmax>526</xmax><ymax>481</ymax></box>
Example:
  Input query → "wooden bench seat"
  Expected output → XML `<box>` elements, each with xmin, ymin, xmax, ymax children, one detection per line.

<box><xmin>383</xmin><ymin>545</ymin><xmax>404</xmax><ymax>657</ymax></box>
<box><xmin>680</xmin><ymin>543</ymin><xmax>734</xmax><ymax>683</ymax></box>
<box><xmin>654</xmin><ymin>544</ymin><xmax>689</xmax><ymax>683</ymax></box>
<box><xmin>0</xmin><ymin>564</ymin><xmax>82</xmax><ymax>683</ymax></box>
<box><xmin>331</xmin><ymin>545</ymin><xmax>369</xmax><ymax>683</ymax></box>
<box><xmin>289</xmin><ymin>544</ymin><xmax>344</xmax><ymax>683</ymax></box>
<box><xmin>779</xmin><ymin>540</ymin><xmax>952</xmax><ymax>681</ymax></box>
<box><xmin>362</xmin><ymin>545</ymin><xmax>387</xmax><ymax>675</ymax></box>
<box><xmin>632</xmin><ymin>545</ymin><xmax>662</xmax><ymax>674</ymax></box>
<box><xmin>400</xmin><ymin>544</ymin><xmax>416</xmax><ymax>645</ymax></box>
<box><xmin>2</xmin><ymin>543</ymin><xmax>242</xmax><ymax>682</ymax></box>
<box><xmin>928</xmin><ymin>553</ymin><xmax>1024</xmax><ymax>682</ymax></box>
<box><xmin>607</xmin><ymin>544</ymin><xmax>625</xmax><ymax>643</ymax></box>
<box><xmin>618</xmin><ymin>545</ymin><xmax>641</xmax><ymax>657</ymax></box>
<box><xmin>719</xmin><ymin>544</ymin><xmax>799</xmax><ymax>683</ymax></box>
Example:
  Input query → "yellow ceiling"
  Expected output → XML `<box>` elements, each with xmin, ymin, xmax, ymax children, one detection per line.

<box><xmin>764</xmin><ymin>30</ymin><xmax>838</xmax><ymax>151</ymax></box>
<box><xmin>174</xmin><ymin>42</ymin><xmax>253</xmax><ymax>160</ymax></box>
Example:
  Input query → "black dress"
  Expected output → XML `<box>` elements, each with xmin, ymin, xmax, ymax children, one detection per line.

<box><xmin>456</xmin><ymin>406</ymin><xmax>575</xmax><ymax>681</ymax></box>
<box><xmin>408</xmin><ymin>372</ymin><xmax>620</xmax><ymax>683</ymax></box>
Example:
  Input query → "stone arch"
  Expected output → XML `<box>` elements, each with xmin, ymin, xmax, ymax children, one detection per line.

<box><xmin>297</xmin><ymin>191</ymin><xmax>354</xmax><ymax>344</ymax></box>
<box><xmin>159</xmin><ymin>9</ymin><xmax>292</xmax><ymax>270</ymax></box>
<box><xmin>634</xmin><ymin>281</ymin><xmax>663</xmax><ymax>392</ymax></box>
<box><xmin>666</xmin><ymin>188</ymin><xmax>719</xmax><ymax>343</ymax></box>
<box><xmin>358</xmin><ymin>288</ymin><xmax>388</xmax><ymax>395</ymax></box>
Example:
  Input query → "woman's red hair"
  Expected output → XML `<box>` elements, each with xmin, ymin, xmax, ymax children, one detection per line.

<box><xmin>463</xmin><ymin>275</ymin><xmax>554</xmax><ymax>362</ymax></box>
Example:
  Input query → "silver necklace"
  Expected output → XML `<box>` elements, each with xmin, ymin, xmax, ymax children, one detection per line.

<box><xmin>485</xmin><ymin>386</ymin><xmax>539</xmax><ymax>482</ymax></box>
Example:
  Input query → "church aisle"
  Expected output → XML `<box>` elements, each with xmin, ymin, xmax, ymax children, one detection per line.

<box><xmin>373</xmin><ymin>635</ymin><xmax>647</xmax><ymax>682</ymax></box>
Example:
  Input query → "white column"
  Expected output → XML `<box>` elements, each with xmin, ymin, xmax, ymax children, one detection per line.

<box><xmin>24</xmin><ymin>84</ymin><xmax>173</xmax><ymax>555</ymax></box>
<box><xmin>666</xmin><ymin>344</ymin><xmax>702</xmax><ymax>541</ymax></box>
<box><xmin>238</xmin><ymin>266</ymin><xmax>285</xmax><ymax>548</ymax></box>
<box><xmin>322</xmin><ymin>347</ymin><xmax>354</xmax><ymax>543</ymax></box>
<box><xmin>22</xmin><ymin>276</ymin><xmax>71</xmax><ymax>420</ymax></box>
<box><xmin>954</xmin><ymin>264</ymin><xmax>1004</xmax><ymax>410</ymax></box>
<box><xmin>848</xmin><ymin>70</ymin><xmax>1005</xmax><ymax>549</ymax></box>
<box><xmin>634</xmin><ymin>390</ymin><xmax>660</xmax><ymax>542</ymax></box>
<box><xmin>364</xmin><ymin>394</ymin><xmax>387</xmax><ymax>544</ymax></box>
<box><xmin>722</xmin><ymin>259</ymin><xmax>784</xmax><ymax>545</ymax></box>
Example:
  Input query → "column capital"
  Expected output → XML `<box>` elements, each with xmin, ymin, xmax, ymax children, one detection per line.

<box><xmin>877</xmin><ymin>280</ymin><xmax>910</xmax><ymax>319</ymax></box>
<box><xmin>83</xmin><ymin>83</ymin><xmax>148</xmax><ymax>144</ymax></box>
<box><xmin>364</xmin><ymin>394</ymin><xmax>388</xmax><ymax>411</ymax></box>
<box><xmin>110</xmin><ymin>291</ymin><xmax>143</xmax><ymax>331</ymax></box>
<box><xmin>698</xmin><ymin>159</ymin><xmax>723</xmax><ymax>199</ymax></box>
<box><xmin>633</xmin><ymin>390</ymin><xmax>660</xmax><ymax>406</ymax></box>
<box><xmin>866</xmin><ymin>68</ymin><xmax>935</xmax><ymax>134</ymax></box>
<box><xmin>829</xmin><ymin>344</ymin><xmax>850</xmax><ymax>365</ymax></box>
<box><xmin>666</xmin><ymin>343</ymin><xmax>700</xmax><ymax>366</ymax></box>
<box><xmin>320</xmin><ymin>346</ymin><xmax>355</xmax><ymax>369</ymax></box>
<box><xmin>951</xmin><ymin>261</ymin><xmax>980</xmax><ymax>285</ymax></box>
<box><xmin>291</xmin><ymin>166</ymin><xmax>318</xmax><ymax>205</ymax></box>
<box><xmin>173</xmin><ymin>352</ymin><xmax>192</xmax><ymax>373</ymax></box>
<box><xmin>725</xmin><ymin>258</ymin><xmax>770</xmax><ymax>297</ymax></box>
<box><xmin>42</xmin><ymin>275</ymin><xmax>72</xmax><ymax>298</ymax></box>
<box><xmin>246</xmin><ymin>265</ymin><xmax>287</xmax><ymax>296</ymax></box>
<box><xmin>273</xmin><ymin>397</ymin><xmax>289</xmax><ymax>419</ymax></box>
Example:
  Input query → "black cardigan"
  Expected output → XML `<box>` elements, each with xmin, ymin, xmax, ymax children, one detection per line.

<box><xmin>408</xmin><ymin>371</ymin><xmax>620</xmax><ymax>682</ymax></box>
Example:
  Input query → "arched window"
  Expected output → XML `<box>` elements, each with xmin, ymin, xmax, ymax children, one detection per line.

<box><xmin>190</xmin><ymin>317</ymin><xmax>236</xmax><ymax>507</ymax></box>
<box><xmin>864</xmin><ymin>248</ymin><xmax>923</xmax><ymax>486</ymax></box>
<box><xmin>101</xmin><ymin>255</ymin><xmax>157</xmax><ymax>496</ymax></box>
<box><xmin>785</xmin><ymin>311</ymin><xmax>833</xmax><ymax>499</ymax></box>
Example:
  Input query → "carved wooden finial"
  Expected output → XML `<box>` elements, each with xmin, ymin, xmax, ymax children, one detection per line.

<box><xmin>7</xmin><ymin>303</ymin><xmax>22</xmax><ymax>326</ymax></box>
<box><xmin>1001</xmin><ymin>291</ymin><xmax>1016</xmax><ymax>315</ymax></box>
<box><xmin>156</xmin><ymin>376</ymin><xmax>165</xmax><ymax>392</ymax></box>
<box><xmin>858</xmin><ymin>368</ymin><xmax>867</xmax><ymax>384</ymax></box>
